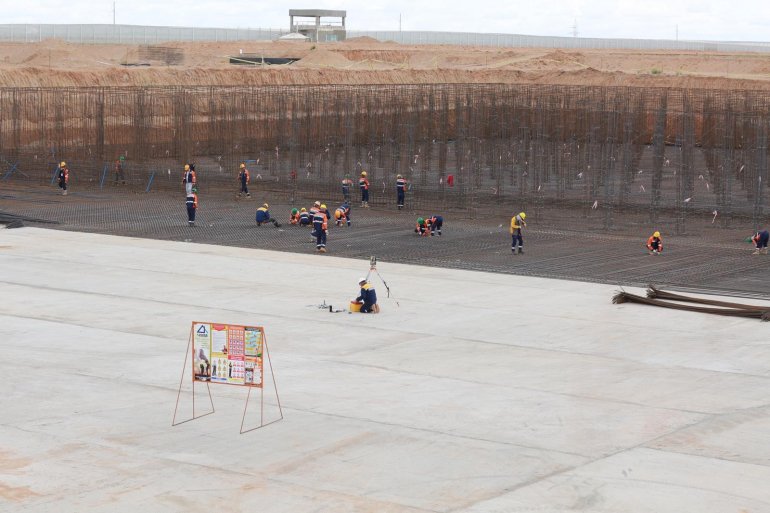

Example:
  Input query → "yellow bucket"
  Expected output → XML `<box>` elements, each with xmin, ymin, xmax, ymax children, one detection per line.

<box><xmin>349</xmin><ymin>301</ymin><xmax>363</xmax><ymax>313</ymax></box>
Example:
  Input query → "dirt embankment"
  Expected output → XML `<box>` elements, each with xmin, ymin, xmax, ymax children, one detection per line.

<box><xmin>1</xmin><ymin>38</ymin><xmax>770</xmax><ymax>89</ymax></box>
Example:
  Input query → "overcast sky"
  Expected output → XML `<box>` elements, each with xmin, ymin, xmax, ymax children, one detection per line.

<box><xmin>4</xmin><ymin>0</ymin><xmax>769</xmax><ymax>42</ymax></box>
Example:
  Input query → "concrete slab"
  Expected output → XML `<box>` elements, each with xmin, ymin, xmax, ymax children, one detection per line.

<box><xmin>1</xmin><ymin>227</ymin><xmax>769</xmax><ymax>512</ymax></box>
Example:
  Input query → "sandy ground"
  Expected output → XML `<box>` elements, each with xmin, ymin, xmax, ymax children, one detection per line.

<box><xmin>1</xmin><ymin>37</ymin><xmax>770</xmax><ymax>88</ymax></box>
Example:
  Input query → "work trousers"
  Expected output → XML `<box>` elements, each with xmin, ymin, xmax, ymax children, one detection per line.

<box><xmin>511</xmin><ymin>229</ymin><xmax>523</xmax><ymax>250</ymax></box>
<box><xmin>315</xmin><ymin>230</ymin><xmax>327</xmax><ymax>249</ymax></box>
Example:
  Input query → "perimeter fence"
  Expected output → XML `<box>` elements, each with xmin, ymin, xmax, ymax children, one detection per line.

<box><xmin>1</xmin><ymin>83</ymin><xmax>769</xmax><ymax>234</ymax></box>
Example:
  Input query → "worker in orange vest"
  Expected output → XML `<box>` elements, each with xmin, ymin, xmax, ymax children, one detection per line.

<box><xmin>341</xmin><ymin>175</ymin><xmax>353</xmax><ymax>202</ymax></box>
<box><xmin>396</xmin><ymin>174</ymin><xmax>407</xmax><ymax>209</ymax></box>
<box><xmin>57</xmin><ymin>161</ymin><xmax>69</xmax><ymax>195</ymax></box>
<box><xmin>646</xmin><ymin>231</ymin><xmax>663</xmax><ymax>255</ymax></box>
<box><xmin>313</xmin><ymin>207</ymin><xmax>328</xmax><ymax>253</ymax></box>
<box><xmin>359</xmin><ymin>171</ymin><xmax>370</xmax><ymax>208</ymax></box>
<box><xmin>238</xmin><ymin>163</ymin><xmax>250</xmax><ymax>197</ymax></box>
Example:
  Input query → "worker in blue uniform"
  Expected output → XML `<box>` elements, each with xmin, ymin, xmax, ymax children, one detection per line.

<box><xmin>313</xmin><ymin>208</ymin><xmax>328</xmax><ymax>253</ymax></box>
<box><xmin>355</xmin><ymin>277</ymin><xmax>379</xmax><ymax>313</ymax></box>
<box><xmin>256</xmin><ymin>203</ymin><xmax>280</xmax><ymax>227</ymax></box>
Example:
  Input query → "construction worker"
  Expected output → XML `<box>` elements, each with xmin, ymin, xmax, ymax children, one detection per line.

<box><xmin>114</xmin><ymin>156</ymin><xmax>126</xmax><ymax>185</ymax></box>
<box><xmin>335</xmin><ymin>202</ymin><xmax>351</xmax><ymax>227</ymax></box>
<box><xmin>646</xmin><ymin>231</ymin><xmax>663</xmax><ymax>255</ymax></box>
<box><xmin>355</xmin><ymin>277</ymin><xmax>379</xmax><ymax>313</ymax></box>
<box><xmin>238</xmin><ymin>163</ymin><xmax>250</xmax><ymax>197</ymax></box>
<box><xmin>182</xmin><ymin>163</ymin><xmax>196</xmax><ymax>195</ymax></box>
<box><xmin>289</xmin><ymin>208</ymin><xmax>300</xmax><ymax>225</ymax></box>
<box><xmin>309</xmin><ymin>201</ymin><xmax>321</xmax><ymax>238</ymax></box>
<box><xmin>427</xmin><ymin>215</ymin><xmax>443</xmax><ymax>236</ymax></box>
<box><xmin>396</xmin><ymin>174</ymin><xmax>407</xmax><ymax>209</ymax></box>
<box><xmin>751</xmin><ymin>230</ymin><xmax>769</xmax><ymax>254</ymax></box>
<box><xmin>298</xmin><ymin>207</ymin><xmax>311</xmax><ymax>226</ymax></box>
<box><xmin>341</xmin><ymin>175</ymin><xmax>353</xmax><ymax>202</ymax></box>
<box><xmin>57</xmin><ymin>161</ymin><xmax>69</xmax><ymax>195</ymax></box>
<box><xmin>510</xmin><ymin>212</ymin><xmax>526</xmax><ymax>254</ymax></box>
<box><xmin>415</xmin><ymin>217</ymin><xmax>430</xmax><ymax>236</ymax></box>
<box><xmin>359</xmin><ymin>171</ymin><xmax>370</xmax><ymax>208</ymax></box>
<box><xmin>256</xmin><ymin>203</ymin><xmax>280</xmax><ymax>227</ymax></box>
<box><xmin>320</xmin><ymin>203</ymin><xmax>332</xmax><ymax>222</ymax></box>
<box><xmin>186</xmin><ymin>186</ymin><xmax>199</xmax><ymax>226</ymax></box>
<box><xmin>313</xmin><ymin>207</ymin><xmax>328</xmax><ymax>252</ymax></box>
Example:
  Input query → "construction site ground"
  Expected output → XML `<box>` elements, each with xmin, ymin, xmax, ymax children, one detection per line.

<box><xmin>1</xmin><ymin>184</ymin><xmax>768</xmax><ymax>297</ymax></box>
<box><xmin>3</xmin><ymin>38</ymin><xmax>770</xmax><ymax>88</ymax></box>
<box><xmin>2</xmin><ymin>226</ymin><xmax>770</xmax><ymax>512</ymax></box>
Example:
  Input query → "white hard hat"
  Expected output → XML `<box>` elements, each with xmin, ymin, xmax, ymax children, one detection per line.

<box><xmin>358</xmin><ymin>277</ymin><xmax>367</xmax><ymax>284</ymax></box>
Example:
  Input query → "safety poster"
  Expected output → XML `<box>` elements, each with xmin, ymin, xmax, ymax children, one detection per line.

<box><xmin>192</xmin><ymin>322</ymin><xmax>264</xmax><ymax>387</ymax></box>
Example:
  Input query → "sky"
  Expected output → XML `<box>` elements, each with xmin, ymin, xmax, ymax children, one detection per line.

<box><xmin>3</xmin><ymin>0</ymin><xmax>769</xmax><ymax>42</ymax></box>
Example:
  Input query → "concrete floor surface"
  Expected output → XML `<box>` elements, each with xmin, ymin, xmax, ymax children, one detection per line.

<box><xmin>1</xmin><ymin>227</ymin><xmax>770</xmax><ymax>512</ymax></box>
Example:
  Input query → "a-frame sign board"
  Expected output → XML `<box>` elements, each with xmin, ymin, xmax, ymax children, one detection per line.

<box><xmin>172</xmin><ymin>322</ymin><xmax>283</xmax><ymax>433</ymax></box>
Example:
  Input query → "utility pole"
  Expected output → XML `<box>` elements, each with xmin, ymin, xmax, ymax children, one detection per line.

<box><xmin>676</xmin><ymin>24</ymin><xmax>678</xmax><ymax>41</ymax></box>
<box><xmin>571</xmin><ymin>18</ymin><xmax>578</xmax><ymax>38</ymax></box>
<box><xmin>113</xmin><ymin>1</ymin><xmax>116</xmax><ymax>25</ymax></box>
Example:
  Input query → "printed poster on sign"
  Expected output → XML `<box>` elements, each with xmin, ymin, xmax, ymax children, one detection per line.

<box><xmin>210</xmin><ymin>324</ymin><xmax>229</xmax><ymax>383</ymax></box>
<box><xmin>190</xmin><ymin>323</ymin><xmax>266</xmax><ymax>388</ymax></box>
<box><xmin>244</xmin><ymin>327</ymin><xmax>263</xmax><ymax>386</ymax></box>
<box><xmin>193</xmin><ymin>323</ymin><xmax>212</xmax><ymax>382</ymax></box>
<box><xmin>226</xmin><ymin>326</ymin><xmax>245</xmax><ymax>385</ymax></box>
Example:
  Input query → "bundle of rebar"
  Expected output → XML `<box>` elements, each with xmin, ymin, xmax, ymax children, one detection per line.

<box><xmin>612</xmin><ymin>285</ymin><xmax>770</xmax><ymax>320</ymax></box>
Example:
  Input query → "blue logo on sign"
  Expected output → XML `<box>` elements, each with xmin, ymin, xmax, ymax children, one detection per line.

<box><xmin>196</xmin><ymin>324</ymin><xmax>208</xmax><ymax>336</ymax></box>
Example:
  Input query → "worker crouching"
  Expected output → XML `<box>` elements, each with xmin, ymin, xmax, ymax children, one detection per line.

<box><xmin>298</xmin><ymin>207</ymin><xmax>311</xmax><ymax>226</ymax></box>
<box><xmin>415</xmin><ymin>217</ymin><xmax>430</xmax><ymax>236</ymax></box>
<box><xmin>647</xmin><ymin>231</ymin><xmax>663</xmax><ymax>255</ymax></box>
<box><xmin>256</xmin><ymin>203</ymin><xmax>281</xmax><ymax>227</ymax></box>
<box><xmin>335</xmin><ymin>202</ymin><xmax>351</xmax><ymax>227</ymax></box>
<box><xmin>427</xmin><ymin>215</ymin><xmax>443</xmax><ymax>236</ymax></box>
<box><xmin>355</xmin><ymin>278</ymin><xmax>379</xmax><ymax>313</ymax></box>
<box><xmin>751</xmin><ymin>230</ymin><xmax>769</xmax><ymax>254</ymax></box>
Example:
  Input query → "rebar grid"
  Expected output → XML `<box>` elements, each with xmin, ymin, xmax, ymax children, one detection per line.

<box><xmin>1</xmin><ymin>84</ymin><xmax>769</xmax><ymax>234</ymax></box>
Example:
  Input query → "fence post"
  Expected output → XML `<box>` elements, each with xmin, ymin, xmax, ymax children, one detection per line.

<box><xmin>99</xmin><ymin>164</ymin><xmax>109</xmax><ymax>189</ymax></box>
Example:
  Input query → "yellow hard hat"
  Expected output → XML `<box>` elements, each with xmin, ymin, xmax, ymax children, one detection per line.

<box><xmin>361</xmin><ymin>171</ymin><xmax>367</xmax><ymax>177</ymax></box>
<box><xmin>263</xmin><ymin>203</ymin><xmax>269</xmax><ymax>208</ymax></box>
<box><xmin>653</xmin><ymin>231</ymin><xmax>660</xmax><ymax>238</ymax></box>
<box><xmin>60</xmin><ymin>161</ymin><xmax>66</xmax><ymax>167</ymax></box>
<box><xmin>300</xmin><ymin>207</ymin><xmax>307</xmax><ymax>212</ymax></box>
<box><xmin>519</xmin><ymin>212</ymin><xmax>526</xmax><ymax>219</ymax></box>
<box><xmin>184</xmin><ymin>164</ymin><xmax>190</xmax><ymax>171</ymax></box>
<box><xmin>240</xmin><ymin>163</ymin><xmax>245</xmax><ymax>168</ymax></box>
<box><xmin>335</xmin><ymin>210</ymin><xmax>342</xmax><ymax>219</ymax></box>
<box><xmin>321</xmin><ymin>204</ymin><xmax>326</xmax><ymax>209</ymax></box>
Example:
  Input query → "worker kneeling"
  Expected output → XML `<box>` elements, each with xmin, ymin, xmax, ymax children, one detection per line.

<box><xmin>353</xmin><ymin>277</ymin><xmax>379</xmax><ymax>313</ymax></box>
<box><xmin>646</xmin><ymin>231</ymin><xmax>663</xmax><ymax>255</ymax></box>
<box><xmin>256</xmin><ymin>203</ymin><xmax>281</xmax><ymax>227</ymax></box>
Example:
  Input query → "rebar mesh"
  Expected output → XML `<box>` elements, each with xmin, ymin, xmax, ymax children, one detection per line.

<box><xmin>2</xmin><ymin>83</ymin><xmax>770</xmax><ymax>233</ymax></box>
